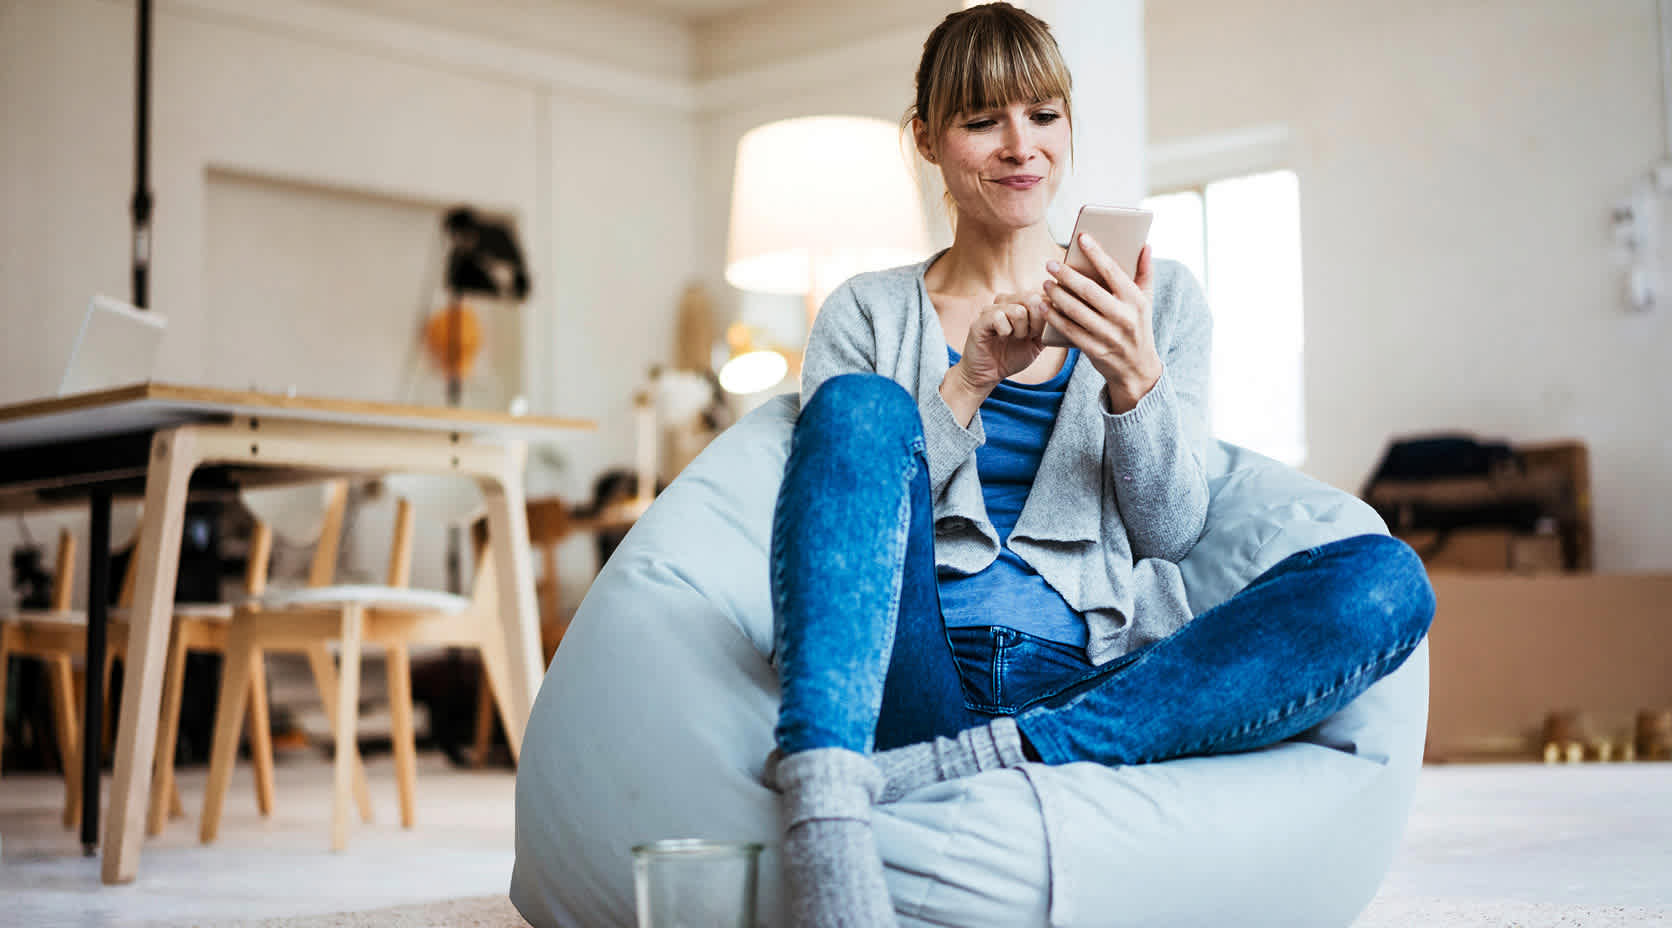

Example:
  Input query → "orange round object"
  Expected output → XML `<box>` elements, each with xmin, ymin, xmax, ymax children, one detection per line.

<box><xmin>423</xmin><ymin>303</ymin><xmax>483</xmax><ymax>379</ymax></box>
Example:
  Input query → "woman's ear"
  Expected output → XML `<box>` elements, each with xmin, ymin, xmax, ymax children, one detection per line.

<box><xmin>912</xmin><ymin>118</ymin><xmax>937</xmax><ymax>164</ymax></box>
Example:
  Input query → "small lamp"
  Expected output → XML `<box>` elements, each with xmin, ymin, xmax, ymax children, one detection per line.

<box><xmin>717</xmin><ymin>322</ymin><xmax>790</xmax><ymax>395</ymax></box>
<box><xmin>725</xmin><ymin>116</ymin><xmax>930</xmax><ymax>331</ymax></box>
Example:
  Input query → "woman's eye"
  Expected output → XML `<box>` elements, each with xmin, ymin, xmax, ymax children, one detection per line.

<box><xmin>964</xmin><ymin>119</ymin><xmax>996</xmax><ymax>130</ymax></box>
<box><xmin>1033</xmin><ymin>112</ymin><xmax>1061</xmax><ymax>124</ymax></box>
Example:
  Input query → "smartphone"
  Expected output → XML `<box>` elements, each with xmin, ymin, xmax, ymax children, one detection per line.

<box><xmin>1041</xmin><ymin>205</ymin><xmax>1154</xmax><ymax>347</ymax></box>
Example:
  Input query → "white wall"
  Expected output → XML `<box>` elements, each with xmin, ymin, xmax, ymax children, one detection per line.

<box><xmin>1147</xmin><ymin>0</ymin><xmax>1672</xmax><ymax>570</ymax></box>
<box><xmin>8</xmin><ymin>0</ymin><xmax>1663</xmax><ymax>606</ymax></box>
<box><xmin>0</xmin><ymin>0</ymin><xmax>698</xmax><ymax>599</ymax></box>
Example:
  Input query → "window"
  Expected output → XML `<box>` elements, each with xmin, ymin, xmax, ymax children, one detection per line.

<box><xmin>1142</xmin><ymin>169</ymin><xmax>1306</xmax><ymax>466</ymax></box>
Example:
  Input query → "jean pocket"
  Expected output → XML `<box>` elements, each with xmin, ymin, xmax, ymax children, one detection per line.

<box><xmin>945</xmin><ymin>627</ymin><xmax>997</xmax><ymax>709</ymax></box>
<box><xmin>989</xmin><ymin>628</ymin><xmax>1093</xmax><ymax>711</ymax></box>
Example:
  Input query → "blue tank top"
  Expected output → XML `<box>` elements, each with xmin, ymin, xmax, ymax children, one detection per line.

<box><xmin>937</xmin><ymin>347</ymin><xmax>1087</xmax><ymax>647</ymax></box>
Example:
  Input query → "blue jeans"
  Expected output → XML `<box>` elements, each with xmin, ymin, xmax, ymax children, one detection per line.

<box><xmin>771</xmin><ymin>374</ymin><xmax>1436</xmax><ymax>765</ymax></box>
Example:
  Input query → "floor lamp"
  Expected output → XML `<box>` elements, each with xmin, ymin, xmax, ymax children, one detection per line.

<box><xmin>723</xmin><ymin>116</ymin><xmax>931</xmax><ymax>392</ymax></box>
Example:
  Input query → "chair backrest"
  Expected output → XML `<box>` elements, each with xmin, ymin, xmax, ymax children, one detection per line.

<box><xmin>377</xmin><ymin>473</ymin><xmax>484</xmax><ymax>595</ymax></box>
<box><xmin>51</xmin><ymin>528</ymin><xmax>77</xmax><ymax>613</ymax></box>
<box><xmin>239</xmin><ymin>480</ymin><xmax>351</xmax><ymax>590</ymax></box>
<box><xmin>386</xmin><ymin>498</ymin><xmax>414</xmax><ymax>589</ymax></box>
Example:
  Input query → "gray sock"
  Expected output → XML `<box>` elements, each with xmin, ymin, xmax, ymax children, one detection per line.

<box><xmin>775</xmin><ymin>748</ymin><xmax>896</xmax><ymax>928</ymax></box>
<box><xmin>871</xmin><ymin>717</ymin><xmax>1029</xmax><ymax>804</ymax></box>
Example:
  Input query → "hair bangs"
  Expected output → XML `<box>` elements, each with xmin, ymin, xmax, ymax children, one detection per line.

<box><xmin>923</xmin><ymin>9</ymin><xmax>1072</xmax><ymax>137</ymax></box>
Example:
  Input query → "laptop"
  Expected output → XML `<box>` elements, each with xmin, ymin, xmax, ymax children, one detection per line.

<box><xmin>59</xmin><ymin>295</ymin><xmax>167</xmax><ymax>396</ymax></box>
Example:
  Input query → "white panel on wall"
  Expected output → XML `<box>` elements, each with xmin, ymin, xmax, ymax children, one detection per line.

<box><xmin>204</xmin><ymin>171</ymin><xmax>437</xmax><ymax>400</ymax></box>
<box><xmin>201</xmin><ymin>169</ymin><xmax>522</xmax><ymax>409</ymax></box>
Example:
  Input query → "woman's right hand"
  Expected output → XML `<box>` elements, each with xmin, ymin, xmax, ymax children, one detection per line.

<box><xmin>954</xmin><ymin>292</ymin><xmax>1050</xmax><ymax>393</ymax></box>
<box><xmin>941</xmin><ymin>292</ymin><xmax>1049</xmax><ymax>427</ymax></box>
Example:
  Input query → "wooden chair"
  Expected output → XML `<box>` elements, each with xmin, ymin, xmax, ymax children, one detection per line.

<box><xmin>0</xmin><ymin>525</ymin><xmax>265</xmax><ymax>830</ymax></box>
<box><xmin>0</xmin><ymin>528</ymin><xmax>102</xmax><ymax>826</ymax></box>
<box><xmin>200</xmin><ymin>485</ymin><xmax>516</xmax><ymax>850</ymax></box>
<box><xmin>0</xmin><ymin>486</ymin><xmax>367</xmax><ymax>836</ymax></box>
<box><xmin>141</xmin><ymin>479</ymin><xmax>375</xmax><ymax>837</ymax></box>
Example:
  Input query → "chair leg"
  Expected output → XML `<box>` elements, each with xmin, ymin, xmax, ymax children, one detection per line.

<box><xmin>101</xmin><ymin>649</ymin><xmax>118</xmax><ymax>758</ymax></box>
<box><xmin>247</xmin><ymin>652</ymin><xmax>276</xmax><ymax>817</ymax></box>
<box><xmin>200</xmin><ymin>622</ymin><xmax>254</xmax><ymax>845</ymax></box>
<box><xmin>304</xmin><ymin>644</ymin><xmax>374</xmax><ymax>824</ymax></box>
<box><xmin>470</xmin><ymin>673</ymin><xmax>494</xmax><ymax>769</ymax></box>
<box><xmin>477</xmin><ymin>632</ymin><xmax>519</xmax><ymax>766</ymax></box>
<box><xmin>385</xmin><ymin>644</ymin><xmax>417</xmax><ymax>829</ymax></box>
<box><xmin>48</xmin><ymin>655</ymin><xmax>82</xmax><ymax>829</ymax></box>
<box><xmin>0</xmin><ymin>626</ymin><xmax>11</xmax><ymax>779</ymax></box>
<box><xmin>147</xmin><ymin>625</ymin><xmax>191</xmax><ymax>836</ymax></box>
<box><xmin>70</xmin><ymin>666</ymin><xmax>84</xmax><ymax>729</ymax></box>
<box><xmin>331</xmin><ymin>605</ymin><xmax>365</xmax><ymax>851</ymax></box>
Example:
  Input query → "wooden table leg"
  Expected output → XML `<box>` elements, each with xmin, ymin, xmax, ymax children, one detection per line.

<box><xmin>146</xmin><ymin>624</ymin><xmax>191</xmax><ymax>836</ymax></box>
<box><xmin>478</xmin><ymin>441</ymin><xmax>540</xmax><ymax>759</ymax></box>
<box><xmin>102</xmin><ymin>428</ymin><xmax>197</xmax><ymax>884</ymax></box>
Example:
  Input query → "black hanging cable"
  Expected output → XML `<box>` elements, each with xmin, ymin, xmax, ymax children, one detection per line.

<box><xmin>131</xmin><ymin>0</ymin><xmax>153</xmax><ymax>308</ymax></box>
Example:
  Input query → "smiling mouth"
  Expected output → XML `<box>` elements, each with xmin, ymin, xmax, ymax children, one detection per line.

<box><xmin>994</xmin><ymin>176</ymin><xmax>1042</xmax><ymax>189</ymax></box>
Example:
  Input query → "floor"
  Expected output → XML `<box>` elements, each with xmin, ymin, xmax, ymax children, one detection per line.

<box><xmin>0</xmin><ymin>754</ymin><xmax>517</xmax><ymax>928</ymax></box>
<box><xmin>1358</xmin><ymin>763</ymin><xmax>1672</xmax><ymax>927</ymax></box>
<box><xmin>1</xmin><ymin>758</ymin><xmax>1669</xmax><ymax>926</ymax></box>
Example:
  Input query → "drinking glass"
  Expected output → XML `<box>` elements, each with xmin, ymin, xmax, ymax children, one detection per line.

<box><xmin>632</xmin><ymin>839</ymin><xmax>764</xmax><ymax>928</ymax></box>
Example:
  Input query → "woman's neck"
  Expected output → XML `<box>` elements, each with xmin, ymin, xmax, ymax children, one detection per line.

<box><xmin>927</xmin><ymin>220</ymin><xmax>1066</xmax><ymax>297</ymax></box>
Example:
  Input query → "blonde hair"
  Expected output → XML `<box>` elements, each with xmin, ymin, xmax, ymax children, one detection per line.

<box><xmin>903</xmin><ymin>2</ymin><xmax>1074</xmax><ymax>221</ymax></box>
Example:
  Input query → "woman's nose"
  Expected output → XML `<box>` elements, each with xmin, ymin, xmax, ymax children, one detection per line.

<box><xmin>999</xmin><ymin>123</ymin><xmax>1032</xmax><ymax>161</ymax></box>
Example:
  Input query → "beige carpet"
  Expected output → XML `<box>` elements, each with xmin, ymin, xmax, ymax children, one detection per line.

<box><xmin>209</xmin><ymin>763</ymin><xmax>1672</xmax><ymax>927</ymax></box>
<box><xmin>197</xmin><ymin>895</ymin><xmax>525</xmax><ymax>927</ymax></box>
<box><xmin>201</xmin><ymin>893</ymin><xmax>1672</xmax><ymax>927</ymax></box>
<box><xmin>7</xmin><ymin>761</ymin><xmax>1649</xmax><ymax>927</ymax></box>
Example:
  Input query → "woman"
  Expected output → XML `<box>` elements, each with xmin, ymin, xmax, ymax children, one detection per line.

<box><xmin>767</xmin><ymin>4</ymin><xmax>1435</xmax><ymax>925</ymax></box>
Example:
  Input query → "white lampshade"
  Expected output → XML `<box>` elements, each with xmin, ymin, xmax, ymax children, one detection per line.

<box><xmin>725</xmin><ymin>116</ymin><xmax>931</xmax><ymax>311</ymax></box>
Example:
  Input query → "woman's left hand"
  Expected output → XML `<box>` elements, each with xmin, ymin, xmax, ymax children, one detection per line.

<box><xmin>1043</xmin><ymin>234</ymin><xmax>1165</xmax><ymax>414</ymax></box>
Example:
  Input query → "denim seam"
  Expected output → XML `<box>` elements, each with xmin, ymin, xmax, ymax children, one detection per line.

<box><xmin>1044</xmin><ymin>645</ymin><xmax>1159</xmax><ymax>717</ymax></box>
<box><xmin>993</xmin><ymin>629</ymin><xmax>1009</xmax><ymax>708</ymax></box>
<box><xmin>865</xmin><ymin>451</ymin><xmax>923</xmax><ymax>750</ymax></box>
<box><xmin>1161</xmin><ymin>630</ymin><xmax>1429</xmax><ymax>763</ymax></box>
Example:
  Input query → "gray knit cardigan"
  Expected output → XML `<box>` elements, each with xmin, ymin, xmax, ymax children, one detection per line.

<box><xmin>799</xmin><ymin>249</ymin><xmax>1215</xmax><ymax>665</ymax></box>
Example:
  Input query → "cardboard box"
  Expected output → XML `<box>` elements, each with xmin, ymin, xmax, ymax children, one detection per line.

<box><xmin>1400</xmin><ymin>529</ymin><xmax>1565</xmax><ymax>573</ymax></box>
<box><xmin>1425</xmin><ymin>571</ymin><xmax>1672</xmax><ymax>762</ymax></box>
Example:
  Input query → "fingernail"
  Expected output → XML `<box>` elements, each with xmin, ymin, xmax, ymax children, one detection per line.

<box><xmin>1079</xmin><ymin>232</ymin><xmax>1092</xmax><ymax>246</ymax></box>
<box><xmin>1043</xmin><ymin>278</ymin><xmax>1055</xmax><ymax>289</ymax></box>
<box><xmin>1045</xmin><ymin>260</ymin><xmax>1061</xmax><ymax>273</ymax></box>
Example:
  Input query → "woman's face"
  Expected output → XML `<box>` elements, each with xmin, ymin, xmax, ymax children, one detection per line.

<box><xmin>919</xmin><ymin>97</ymin><xmax>1069</xmax><ymax>233</ymax></box>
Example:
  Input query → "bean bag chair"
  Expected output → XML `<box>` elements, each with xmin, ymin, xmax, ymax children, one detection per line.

<box><xmin>511</xmin><ymin>394</ymin><xmax>1428</xmax><ymax>927</ymax></box>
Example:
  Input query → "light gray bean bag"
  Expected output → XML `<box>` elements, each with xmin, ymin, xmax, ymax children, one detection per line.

<box><xmin>511</xmin><ymin>394</ymin><xmax>1428</xmax><ymax>927</ymax></box>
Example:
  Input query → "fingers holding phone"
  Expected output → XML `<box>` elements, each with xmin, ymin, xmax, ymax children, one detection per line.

<box><xmin>1044</xmin><ymin>235</ymin><xmax>1164</xmax><ymax>412</ymax></box>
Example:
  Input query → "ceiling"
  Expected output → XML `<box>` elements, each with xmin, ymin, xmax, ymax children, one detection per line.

<box><xmin>326</xmin><ymin>0</ymin><xmax>790</xmax><ymax>27</ymax></box>
<box><xmin>607</xmin><ymin>0</ymin><xmax>781</xmax><ymax>20</ymax></box>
